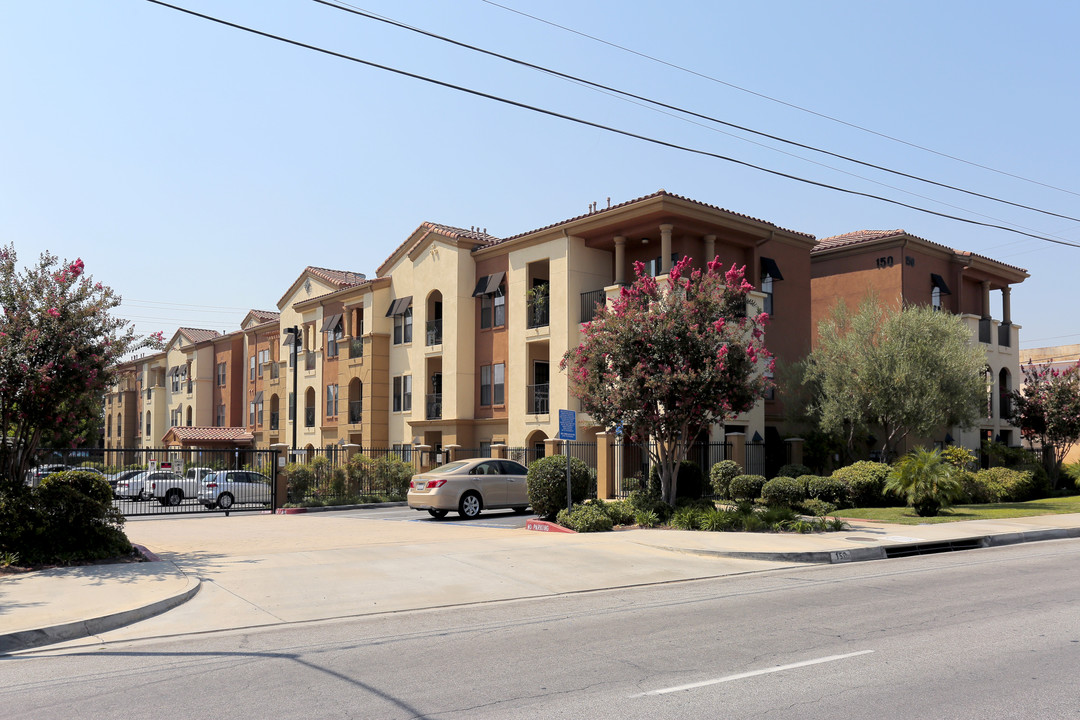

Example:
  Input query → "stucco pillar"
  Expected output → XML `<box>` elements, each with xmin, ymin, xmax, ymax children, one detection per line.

<box><xmin>981</xmin><ymin>281</ymin><xmax>991</xmax><ymax>319</ymax></box>
<box><xmin>595</xmin><ymin>432</ymin><xmax>615</xmax><ymax>500</ymax></box>
<box><xmin>614</xmin><ymin>236</ymin><xmax>627</xmax><ymax>285</ymax></box>
<box><xmin>415</xmin><ymin>444</ymin><xmax>432</xmax><ymax>471</ymax></box>
<box><xmin>444</xmin><ymin>444</ymin><xmax>461</xmax><ymax>461</ymax></box>
<box><xmin>490</xmin><ymin>444</ymin><xmax>507</xmax><ymax>459</ymax></box>
<box><xmin>784</xmin><ymin>438</ymin><xmax>804</xmax><ymax>468</ymax></box>
<box><xmin>726</xmin><ymin>432</ymin><xmax>746</xmax><ymax>473</ymax></box>
<box><xmin>1001</xmin><ymin>286</ymin><xmax>1012</xmax><ymax>324</ymax></box>
<box><xmin>704</xmin><ymin>234</ymin><xmax>716</xmax><ymax>265</ymax></box>
<box><xmin>544</xmin><ymin>438</ymin><xmax>564</xmax><ymax>456</ymax></box>
<box><xmin>660</xmin><ymin>224</ymin><xmax>674</xmax><ymax>274</ymax></box>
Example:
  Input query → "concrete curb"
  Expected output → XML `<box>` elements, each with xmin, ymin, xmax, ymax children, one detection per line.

<box><xmin>0</xmin><ymin>557</ymin><xmax>201</xmax><ymax>655</ymax></box>
<box><xmin>277</xmin><ymin>501</ymin><xmax>409</xmax><ymax>515</ymax></box>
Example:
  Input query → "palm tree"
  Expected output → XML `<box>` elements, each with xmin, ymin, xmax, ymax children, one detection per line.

<box><xmin>885</xmin><ymin>447</ymin><xmax>964</xmax><ymax>517</ymax></box>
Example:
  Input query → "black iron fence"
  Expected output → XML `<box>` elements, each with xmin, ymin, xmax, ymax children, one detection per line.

<box><xmin>23</xmin><ymin>447</ymin><xmax>280</xmax><ymax>517</ymax></box>
<box><xmin>580</xmin><ymin>289</ymin><xmax>606</xmax><ymax>323</ymax></box>
<box><xmin>609</xmin><ymin>441</ymin><xmax>732</xmax><ymax>499</ymax></box>
<box><xmin>281</xmin><ymin>446</ymin><xmax>418</xmax><ymax>506</ymax></box>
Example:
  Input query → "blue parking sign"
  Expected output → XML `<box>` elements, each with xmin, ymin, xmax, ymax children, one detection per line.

<box><xmin>558</xmin><ymin>409</ymin><xmax>577</xmax><ymax>440</ymax></box>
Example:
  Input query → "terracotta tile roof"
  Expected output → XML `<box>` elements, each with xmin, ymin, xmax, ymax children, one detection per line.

<box><xmin>305</xmin><ymin>266</ymin><xmax>367</xmax><ymax>288</ymax></box>
<box><xmin>179</xmin><ymin>328</ymin><xmax>221</xmax><ymax>344</ymax></box>
<box><xmin>248</xmin><ymin>309</ymin><xmax>280</xmax><ymax>323</ymax></box>
<box><xmin>163</xmin><ymin>426</ymin><xmax>255</xmax><ymax>443</ymax></box>
<box><xmin>813</xmin><ymin>229</ymin><xmax>1028</xmax><ymax>274</ymax></box>
<box><xmin>492</xmin><ymin>189</ymin><xmax>815</xmax><ymax>245</ymax></box>
<box><xmin>420</xmin><ymin>222</ymin><xmax>500</xmax><ymax>244</ymax></box>
<box><xmin>376</xmin><ymin>222</ymin><xmax>499</xmax><ymax>277</ymax></box>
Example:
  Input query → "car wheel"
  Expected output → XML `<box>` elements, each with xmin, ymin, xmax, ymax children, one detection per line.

<box><xmin>427</xmin><ymin>509</ymin><xmax>448</xmax><ymax>519</ymax></box>
<box><xmin>217</xmin><ymin>492</ymin><xmax>234</xmax><ymax>510</ymax></box>
<box><xmin>166</xmin><ymin>490</ymin><xmax>183</xmax><ymax>506</ymax></box>
<box><xmin>458</xmin><ymin>492</ymin><xmax>482</xmax><ymax>519</ymax></box>
<box><xmin>129</xmin><ymin>493</ymin><xmax>142</xmax><ymax>502</ymax></box>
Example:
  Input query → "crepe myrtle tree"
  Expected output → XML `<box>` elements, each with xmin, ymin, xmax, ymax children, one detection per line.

<box><xmin>1009</xmin><ymin>361</ymin><xmax>1080</xmax><ymax>489</ymax></box>
<box><xmin>561</xmin><ymin>256</ymin><xmax>772</xmax><ymax>506</ymax></box>
<box><xmin>0</xmin><ymin>245</ymin><xmax>164</xmax><ymax>488</ymax></box>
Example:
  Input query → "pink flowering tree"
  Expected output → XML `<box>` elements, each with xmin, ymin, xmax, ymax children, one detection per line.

<box><xmin>0</xmin><ymin>245</ymin><xmax>164</xmax><ymax>489</ymax></box>
<box><xmin>561</xmin><ymin>256</ymin><xmax>772</xmax><ymax>506</ymax></box>
<box><xmin>1009</xmin><ymin>361</ymin><xmax>1080</xmax><ymax>489</ymax></box>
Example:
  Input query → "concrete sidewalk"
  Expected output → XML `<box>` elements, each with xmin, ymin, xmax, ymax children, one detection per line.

<box><xmin>4</xmin><ymin>509</ymin><xmax>1080</xmax><ymax>655</ymax></box>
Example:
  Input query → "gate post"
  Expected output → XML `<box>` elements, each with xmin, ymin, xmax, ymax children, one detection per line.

<box><xmin>270</xmin><ymin>443</ymin><xmax>289</xmax><ymax>510</ymax></box>
<box><xmin>595</xmin><ymin>432</ymin><xmax>615</xmax><ymax>500</ymax></box>
<box><xmin>726</xmin><ymin>433</ymin><xmax>746</xmax><ymax>473</ymax></box>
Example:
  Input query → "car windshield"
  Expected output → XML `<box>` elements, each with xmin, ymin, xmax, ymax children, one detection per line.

<box><xmin>427</xmin><ymin>461</ymin><xmax>470</xmax><ymax>474</ymax></box>
<box><xmin>203</xmin><ymin>472</ymin><xmax>222</xmax><ymax>483</ymax></box>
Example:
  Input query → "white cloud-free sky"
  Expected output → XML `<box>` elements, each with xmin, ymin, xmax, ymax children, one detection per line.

<box><xmin>2</xmin><ymin>1</ymin><xmax>1077</xmax><ymax>353</ymax></box>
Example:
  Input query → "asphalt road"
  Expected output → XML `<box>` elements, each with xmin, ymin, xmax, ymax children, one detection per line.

<box><xmin>3</xmin><ymin>539</ymin><xmax>1079</xmax><ymax>719</ymax></box>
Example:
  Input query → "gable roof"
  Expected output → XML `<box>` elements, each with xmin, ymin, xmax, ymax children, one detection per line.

<box><xmin>376</xmin><ymin>222</ymin><xmax>499</xmax><ymax>277</ymax></box>
<box><xmin>161</xmin><ymin>426</ymin><xmax>255</xmax><ymax>445</ymax></box>
<box><xmin>277</xmin><ymin>266</ymin><xmax>368</xmax><ymax>309</ymax></box>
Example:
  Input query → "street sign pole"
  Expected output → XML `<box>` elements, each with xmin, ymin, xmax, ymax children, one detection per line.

<box><xmin>558</xmin><ymin>410</ymin><xmax>576</xmax><ymax>512</ymax></box>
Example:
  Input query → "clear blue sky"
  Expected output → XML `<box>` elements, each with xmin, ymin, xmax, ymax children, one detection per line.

<box><xmin>2</xmin><ymin>1</ymin><xmax>1077</xmax><ymax>352</ymax></box>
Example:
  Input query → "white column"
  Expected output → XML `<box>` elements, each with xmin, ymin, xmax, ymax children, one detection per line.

<box><xmin>614</xmin><ymin>235</ymin><xmax>626</xmax><ymax>285</ymax></box>
<box><xmin>660</xmin><ymin>224</ymin><xmax>673</xmax><ymax>274</ymax></box>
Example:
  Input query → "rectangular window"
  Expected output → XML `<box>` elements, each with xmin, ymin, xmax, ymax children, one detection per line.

<box><xmin>480</xmin><ymin>365</ymin><xmax>492</xmax><ymax>406</ymax></box>
<box><xmin>762</xmin><ymin>276</ymin><xmax>774</xmax><ymax>315</ymax></box>
<box><xmin>217</xmin><ymin>362</ymin><xmax>227</xmax><ymax>386</ymax></box>
<box><xmin>326</xmin><ymin>384</ymin><xmax>339</xmax><ymax>417</ymax></box>
<box><xmin>393</xmin><ymin>376</ymin><xmax>402</xmax><ymax>413</ymax></box>
<box><xmin>393</xmin><ymin>308</ymin><xmax>413</xmax><ymax>345</ymax></box>
<box><xmin>249</xmin><ymin>355</ymin><xmax>255</xmax><ymax>381</ymax></box>
<box><xmin>249</xmin><ymin>402</ymin><xmax>255</xmax><ymax>426</ymax></box>
<box><xmin>217</xmin><ymin>404</ymin><xmax>225</xmax><ymax>427</ymax></box>
<box><xmin>257</xmin><ymin>399</ymin><xmax>264</xmax><ymax>426</ymax></box>
<box><xmin>493</xmin><ymin>363</ymin><xmax>505</xmax><ymax>405</ymax></box>
<box><xmin>288</xmin><ymin>392</ymin><xmax>296</xmax><ymax>422</ymax></box>
<box><xmin>403</xmin><ymin>375</ymin><xmax>412</xmax><ymax>412</ymax></box>
<box><xmin>481</xmin><ymin>295</ymin><xmax>492</xmax><ymax>329</ymax></box>
<box><xmin>326</xmin><ymin>328</ymin><xmax>342</xmax><ymax>358</ymax></box>
<box><xmin>493</xmin><ymin>292</ymin><xmax>505</xmax><ymax>328</ymax></box>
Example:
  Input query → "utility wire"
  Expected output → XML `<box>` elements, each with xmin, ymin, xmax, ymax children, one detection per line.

<box><xmin>144</xmin><ymin>1</ymin><xmax>1080</xmax><ymax>249</ymax></box>
<box><xmin>317</xmin><ymin>0</ymin><xmax>1080</xmax><ymax>225</ymax></box>
<box><xmin>480</xmin><ymin>0</ymin><xmax>1080</xmax><ymax>200</ymax></box>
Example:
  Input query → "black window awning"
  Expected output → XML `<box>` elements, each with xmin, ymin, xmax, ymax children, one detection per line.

<box><xmin>385</xmin><ymin>296</ymin><xmax>413</xmax><ymax>317</ymax></box>
<box><xmin>472</xmin><ymin>271</ymin><xmax>505</xmax><ymax>297</ymax></box>
<box><xmin>760</xmin><ymin>257</ymin><xmax>784</xmax><ymax>281</ymax></box>
<box><xmin>282</xmin><ymin>331</ymin><xmax>296</xmax><ymax>347</ymax></box>
<box><xmin>321</xmin><ymin>313</ymin><xmax>343</xmax><ymax>332</ymax></box>
<box><xmin>253</xmin><ymin>391</ymin><xmax>264</xmax><ymax>404</ymax></box>
<box><xmin>931</xmin><ymin>273</ymin><xmax>952</xmax><ymax>295</ymax></box>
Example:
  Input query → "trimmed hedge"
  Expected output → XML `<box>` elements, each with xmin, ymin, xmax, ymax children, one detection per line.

<box><xmin>806</xmin><ymin>475</ymin><xmax>852</xmax><ymax>508</ymax></box>
<box><xmin>761</xmin><ymin>476</ymin><xmax>805</xmax><ymax>506</ymax></box>
<box><xmin>776</xmin><ymin>464</ymin><xmax>811</xmax><ymax>480</ymax></box>
<box><xmin>832</xmin><ymin>461</ymin><xmax>890</xmax><ymax>507</ymax></box>
<box><xmin>556</xmin><ymin>502</ymin><xmax>613</xmax><ymax>532</ymax></box>
<box><xmin>527</xmin><ymin>455</ymin><xmax>592</xmax><ymax>519</ymax></box>
<box><xmin>729</xmin><ymin>474</ymin><xmax>767</xmax><ymax>501</ymax></box>
<box><xmin>709</xmin><ymin>460</ymin><xmax>742</xmax><ymax>499</ymax></box>
<box><xmin>975</xmin><ymin>467</ymin><xmax>1038</xmax><ymax>503</ymax></box>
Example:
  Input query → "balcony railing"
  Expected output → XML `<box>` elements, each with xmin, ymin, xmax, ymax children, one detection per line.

<box><xmin>305</xmin><ymin>407</ymin><xmax>315</xmax><ymax>428</ymax></box>
<box><xmin>426</xmin><ymin>393</ymin><xmax>442</xmax><ymax>420</ymax></box>
<box><xmin>426</xmin><ymin>319</ymin><xmax>442</xmax><ymax>346</ymax></box>
<box><xmin>270</xmin><ymin>412</ymin><xmax>280</xmax><ymax>431</ymax></box>
<box><xmin>998</xmin><ymin>322</ymin><xmax>1012</xmax><ymax>347</ymax></box>
<box><xmin>580</xmin><ymin>289</ymin><xmax>606</xmax><ymax>323</ymax></box>
<box><xmin>527</xmin><ymin>383</ymin><xmax>549</xmax><ymax>415</ymax></box>
<box><xmin>305</xmin><ymin>350</ymin><xmax>316</xmax><ymax>370</ymax></box>
<box><xmin>349</xmin><ymin>337</ymin><xmax>364</xmax><ymax>359</ymax></box>
<box><xmin>527</xmin><ymin>298</ymin><xmax>549</xmax><ymax>329</ymax></box>
<box><xmin>348</xmin><ymin>400</ymin><xmax>362</xmax><ymax>424</ymax></box>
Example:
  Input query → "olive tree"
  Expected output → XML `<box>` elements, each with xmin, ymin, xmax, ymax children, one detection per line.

<box><xmin>801</xmin><ymin>296</ymin><xmax>986</xmax><ymax>460</ymax></box>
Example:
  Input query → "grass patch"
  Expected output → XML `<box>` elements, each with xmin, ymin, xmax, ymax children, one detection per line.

<box><xmin>839</xmin><ymin>494</ymin><xmax>1080</xmax><ymax>524</ymax></box>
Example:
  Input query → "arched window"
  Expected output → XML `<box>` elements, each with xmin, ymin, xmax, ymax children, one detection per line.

<box><xmin>305</xmin><ymin>387</ymin><xmax>316</xmax><ymax>427</ymax></box>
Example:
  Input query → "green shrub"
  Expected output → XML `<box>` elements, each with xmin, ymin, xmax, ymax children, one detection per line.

<box><xmin>957</xmin><ymin>470</ymin><xmax>989</xmax><ymax>504</ymax></box>
<box><xmin>807</xmin><ymin>475</ymin><xmax>853</xmax><ymax>508</ymax></box>
<box><xmin>761</xmin><ymin>505</ymin><xmax>800</xmax><ymax>530</ymax></box>
<box><xmin>799</xmin><ymin>498</ymin><xmax>837</xmax><ymax>517</ymax></box>
<box><xmin>670</xmin><ymin>506</ymin><xmax>701</xmax><ymax>530</ymax></box>
<box><xmin>699</xmin><ymin>508</ymin><xmax>737</xmax><ymax>532</ymax></box>
<box><xmin>602</xmin><ymin>499</ymin><xmax>636</xmax><ymax>525</ymax></box>
<box><xmin>527</xmin><ymin>455</ymin><xmax>592</xmax><ymax>519</ymax></box>
<box><xmin>886</xmin><ymin>448</ymin><xmax>965</xmax><ymax>517</ymax></box>
<box><xmin>4</xmin><ymin>471</ymin><xmax>132</xmax><ymax>565</ymax></box>
<box><xmin>941</xmin><ymin>446</ymin><xmax>977</xmax><ymax>471</ymax></box>
<box><xmin>627</xmin><ymin>488</ymin><xmax>674</xmax><ymax>522</ymax></box>
<box><xmin>556</xmin><ymin>502</ymin><xmax>614</xmax><ymax>532</ymax></box>
<box><xmin>709</xmin><ymin>460</ymin><xmax>742</xmax><ymax>499</ymax></box>
<box><xmin>776</xmin><ymin>463</ymin><xmax>811</xmax><ymax>480</ymax></box>
<box><xmin>832</xmin><ymin>461</ymin><xmax>890</xmax><ymax>507</ymax></box>
<box><xmin>634</xmin><ymin>510</ymin><xmax>660</xmax><ymax>528</ymax></box>
<box><xmin>761</xmin><ymin>476</ymin><xmax>805</xmax><ymax>506</ymax></box>
<box><xmin>347</xmin><ymin>454</ymin><xmax>414</xmax><ymax>499</ymax></box>
<box><xmin>284</xmin><ymin>463</ymin><xmax>315</xmax><ymax>501</ymax></box>
<box><xmin>648</xmin><ymin>460</ymin><xmax>705</xmax><ymax>500</ymax></box>
<box><xmin>975</xmin><ymin>467</ymin><xmax>1038</xmax><ymax>503</ymax></box>
<box><xmin>729</xmin><ymin>474</ymin><xmax>767</xmax><ymax>501</ymax></box>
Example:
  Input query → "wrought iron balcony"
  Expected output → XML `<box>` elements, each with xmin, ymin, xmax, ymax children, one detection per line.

<box><xmin>349</xmin><ymin>338</ymin><xmax>364</xmax><ymax>359</ymax></box>
<box><xmin>527</xmin><ymin>383</ymin><xmax>549</xmax><ymax>415</ymax></box>
<box><xmin>305</xmin><ymin>407</ymin><xmax>315</xmax><ymax>428</ymax></box>
<box><xmin>426</xmin><ymin>393</ymin><xmax>442</xmax><ymax>420</ymax></box>
<box><xmin>426</xmin><ymin>319</ymin><xmax>443</xmax><ymax>346</ymax></box>
<box><xmin>349</xmin><ymin>401</ymin><xmax>362</xmax><ymax>424</ymax></box>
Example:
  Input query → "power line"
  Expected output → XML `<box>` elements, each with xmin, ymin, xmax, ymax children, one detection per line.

<box><xmin>317</xmin><ymin>0</ymin><xmax>1080</xmax><ymax>225</ymax></box>
<box><xmin>479</xmin><ymin>0</ymin><xmax>1080</xmax><ymax>201</ymax></box>
<box><xmin>143</xmin><ymin>1</ymin><xmax>1080</xmax><ymax>249</ymax></box>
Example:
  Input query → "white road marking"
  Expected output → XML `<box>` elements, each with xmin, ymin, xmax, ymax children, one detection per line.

<box><xmin>635</xmin><ymin>649</ymin><xmax>875</xmax><ymax>697</ymax></box>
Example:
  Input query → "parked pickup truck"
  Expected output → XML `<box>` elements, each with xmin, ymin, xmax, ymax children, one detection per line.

<box><xmin>149</xmin><ymin>467</ymin><xmax>214</xmax><ymax>506</ymax></box>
